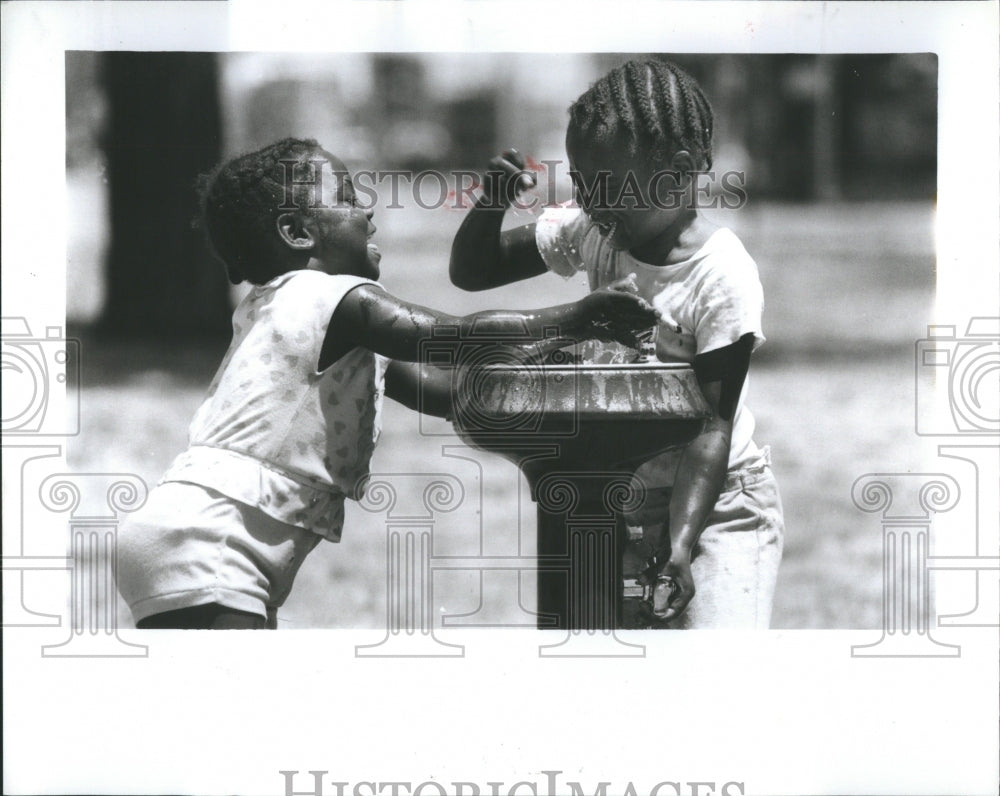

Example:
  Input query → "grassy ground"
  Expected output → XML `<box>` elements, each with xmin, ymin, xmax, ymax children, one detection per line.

<box><xmin>67</xmin><ymin>192</ymin><xmax>936</xmax><ymax>629</ymax></box>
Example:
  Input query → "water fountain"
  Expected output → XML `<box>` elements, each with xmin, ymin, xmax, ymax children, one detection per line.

<box><xmin>452</xmin><ymin>347</ymin><xmax>711</xmax><ymax>630</ymax></box>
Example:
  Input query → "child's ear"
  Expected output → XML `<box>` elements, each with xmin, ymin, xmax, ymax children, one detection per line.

<box><xmin>276</xmin><ymin>212</ymin><xmax>316</xmax><ymax>251</ymax></box>
<box><xmin>669</xmin><ymin>150</ymin><xmax>697</xmax><ymax>179</ymax></box>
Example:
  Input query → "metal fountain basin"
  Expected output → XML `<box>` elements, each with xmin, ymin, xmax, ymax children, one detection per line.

<box><xmin>450</xmin><ymin>358</ymin><xmax>713</xmax><ymax>630</ymax></box>
<box><xmin>452</xmin><ymin>361</ymin><xmax>712</xmax><ymax>489</ymax></box>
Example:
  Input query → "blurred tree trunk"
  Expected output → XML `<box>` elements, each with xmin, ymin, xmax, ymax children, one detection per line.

<box><xmin>98</xmin><ymin>52</ymin><xmax>231</xmax><ymax>339</ymax></box>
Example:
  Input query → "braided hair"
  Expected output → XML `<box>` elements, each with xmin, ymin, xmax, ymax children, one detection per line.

<box><xmin>567</xmin><ymin>59</ymin><xmax>714</xmax><ymax>171</ymax></box>
<box><xmin>197</xmin><ymin>137</ymin><xmax>327</xmax><ymax>285</ymax></box>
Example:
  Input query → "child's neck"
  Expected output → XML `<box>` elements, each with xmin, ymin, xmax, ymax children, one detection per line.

<box><xmin>630</xmin><ymin>209</ymin><xmax>717</xmax><ymax>266</ymax></box>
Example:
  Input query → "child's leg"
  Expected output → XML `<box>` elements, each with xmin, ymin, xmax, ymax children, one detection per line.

<box><xmin>118</xmin><ymin>481</ymin><xmax>322</xmax><ymax>630</ymax></box>
<box><xmin>136</xmin><ymin>603</ymin><xmax>267</xmax><ymax>629</ymax></box>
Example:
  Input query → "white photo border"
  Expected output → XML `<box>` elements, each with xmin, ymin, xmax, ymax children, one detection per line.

<box><xmin>2</xmin><ymin>2</ymin><xmax>998</xmax><ymax>795</ymax></box>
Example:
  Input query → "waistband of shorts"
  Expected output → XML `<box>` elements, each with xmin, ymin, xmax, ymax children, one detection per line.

<box><xmin>722</xmin><ymin>446</ymin><xmax>773</xmax><ymax>492</ymax></box>
<box><xmin>159</xmin><ymin>445</ymin><xmax>348</xmax><ymax>541</ymax></box>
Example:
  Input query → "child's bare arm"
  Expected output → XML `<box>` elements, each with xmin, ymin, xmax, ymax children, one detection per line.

<box><xmin>450</xmin><ymin>150</ymin><xmax>548</xmax><ymax>291</ymax></box>
<box><xmin>323</xmin><ymin>278</ymin><xmax>658</xmax><ymax>368</ymax></box>
<box><xmin>651</xmin><ymin>333</ymin><xmax>756</xmax><ymax>621</ymax></box>
<box><xmin>383</xmin><ymin>361</ymin><xmax>453</xmax><ymax>419</ymax></box>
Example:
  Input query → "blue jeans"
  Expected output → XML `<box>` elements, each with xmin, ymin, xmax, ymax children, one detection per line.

<box><xmin>627</xmin><ymin>448</ymin><xmax>785</xmax><ymax>629</ymax></box>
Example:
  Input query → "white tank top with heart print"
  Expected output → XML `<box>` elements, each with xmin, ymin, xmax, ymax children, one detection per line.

<box><xmin>160</xmin><ymin>270</ymin><xmax>388</xmax><ymax>541</ymax></box>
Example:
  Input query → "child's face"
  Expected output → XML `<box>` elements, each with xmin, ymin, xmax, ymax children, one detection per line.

<box><xmin>302</xmin><ymin>153</ymin><xmax>381</xmax><ymax>280</ymax></box>
<box><xmin>568</xmin><ymin>139</ymin><xmax>691</xmax><ymax>263</ymax></box>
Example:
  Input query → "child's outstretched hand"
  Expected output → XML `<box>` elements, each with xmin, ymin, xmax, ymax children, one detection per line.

<box><xmin>578</xmin><ymin>274</ymin><xmax>661</xmax><ymax>347</ymax></box>
<box><xmin>482</xmin><ymin>148</ymin><xmax>537</xmax><ymax>208</ymax></box>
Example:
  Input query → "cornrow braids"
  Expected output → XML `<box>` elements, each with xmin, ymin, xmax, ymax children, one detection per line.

<box><xmin>568</xmin><ymin>59</ymin><xmax>714</xmax><ymax>171</ymax></box>
<box><xmin>197</xmin><ymin>137</ymin><xmax>327</xmax><ymax>285</ymax></box>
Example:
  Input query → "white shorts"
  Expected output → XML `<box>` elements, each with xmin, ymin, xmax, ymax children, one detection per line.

<box><xmin>116</xmin><ymin>481</ymin><xmax>322</xmax><ymax>624</ymax></box>
<box><xmin>625</xmin><ymin>447</ymin><xmax>785</xmax><ymax>629</ymax></box>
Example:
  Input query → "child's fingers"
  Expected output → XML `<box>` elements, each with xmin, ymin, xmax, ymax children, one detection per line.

<box><xmin>487</xmin><ymin>155</ymin><xmax>518</xmax><ymax>175</ymax></box>
<box><xmin>601</xmin><ymin>302</ymin><xmax>659</xmax><ymax>343</ymax></box>
<box><xmin>601</xmin><ymin>277</ymin><xmax>662</xmax><ymax>326</ymax></box>
<box><xmin>604</xmin><ymin>273</ymin><xmax>639</xmax><ymax>294</ymax></box>
<box><xmin>502</xmin><ymin>150</ymin><xmax>535</xmax><ymax>192</ymax></box>
<box><xmin>496</xmin><ymin>150</ymin><xmax>536</xmax><ymax>191</ymax></box>
<box><xmin>488</xmin><ymin>152</ymin><xmax>528</xmax><ymax>178</ymax></box>
<box><xmin>651</xmin><ymin>575</ymin><xmax>678</xmax><ymax>617</ymax></box>
<box><xmin>501</xmin><ymin>148</ymin><xmax>526</xmax><ymax>169</ymax></box>
<box><xmin>487</xmin><ymin>155</ymin><xmax>536</xmax><ymax>195</ymax></box>
<box><xmin>622</xmin><ymin>296</ymin><xmax>660</xmax><ymax>323</ymax></box>
<box><xmin>636</xmin><ymin>297</ymin><xmax>657</xmax><ymax>315</ymax></box>
<box><xmin>660</xmin><ymin>579</ymin><xmax>695</xmax><ymax>621</ymax></box>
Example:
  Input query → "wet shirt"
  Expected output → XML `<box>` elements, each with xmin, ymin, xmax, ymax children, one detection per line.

<box><xmin>160</xmin><ymin>270</ymin><xmax>388</xmax><ymax>541</ymax></box>
<box><xmin>536</xmin><ymin>206</ymin><xmax>765</xmax><ymax>486</ymax></box>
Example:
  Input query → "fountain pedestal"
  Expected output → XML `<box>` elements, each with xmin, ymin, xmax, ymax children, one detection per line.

<box><xmin>533</xmin><ymin>471</ymin><xmax>636</xmax><ymax>629</ymax></box>
<box><xmin>453</xmin><ymin>361</ymin><xmax>710</xmax><ymax>629</ymax></box>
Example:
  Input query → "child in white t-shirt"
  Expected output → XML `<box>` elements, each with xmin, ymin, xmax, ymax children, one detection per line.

<box><xmin>450</xmin><ymin>60</ymin><xmax>784</xmax><ymax>628</ymax></box>
<box><xmin>115</xmin><ymin>137</ymin><xmax>659</xmax><ymax>629</ymax></box>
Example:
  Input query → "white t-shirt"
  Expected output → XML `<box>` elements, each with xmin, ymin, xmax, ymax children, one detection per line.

<box><xmin>161</xmin><ymin>270</ymin><xmax>389</xmax><ymax>541</ymax></box>
<box><xmin>535</xmin><ymin>206</ymin><xmax>765</xmax><ymax>487</ymax></box>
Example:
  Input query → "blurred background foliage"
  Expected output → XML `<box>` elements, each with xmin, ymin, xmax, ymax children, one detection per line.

<box><xmin>66</xmin><ymin>52</ymin><xmax>936</xmax><ymax>335</ymax></box>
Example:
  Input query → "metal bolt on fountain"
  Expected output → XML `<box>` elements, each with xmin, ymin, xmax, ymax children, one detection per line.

<box><xmin>451</xmin><ymin>335</ymin><xmax>711</xmax><ymax>635</ymax></box>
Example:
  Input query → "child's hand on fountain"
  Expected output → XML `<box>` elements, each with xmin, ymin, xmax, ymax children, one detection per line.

<box><xmin>635</xmin><ymin>520</ymin><xmax>694</xmax><ymax>624</ymax></box>
<box><xmin>644</xmin><ymin>557</ymin><xmax>694</xmax><ymax>624</ymax></box>
<box><xmin>577</xmin><ymin>273</ymin><xmax>661</xmax><ymax>347</ymax></box>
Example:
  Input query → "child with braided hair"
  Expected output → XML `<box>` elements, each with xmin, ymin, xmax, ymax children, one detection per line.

<box><xmin>115</xmin><ymin>137</ymin><xmax>658</xmax><ymax>629</ymax></box>
<box><xmin>450</xmin><ymin>59</ymin><xmax>784</xmax><ymax>628</ymax></box>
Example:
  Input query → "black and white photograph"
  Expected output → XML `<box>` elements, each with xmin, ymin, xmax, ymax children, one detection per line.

<box><xmin>3</xmin><ymin>3</ymin><xmax>998</xmax><ymax>795</ymax></box>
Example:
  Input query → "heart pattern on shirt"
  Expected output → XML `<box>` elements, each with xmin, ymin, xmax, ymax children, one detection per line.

<box><xmin>192</xmin><ymin>276</ymin><xmax>385</xmax><ymax>525</ymax></box>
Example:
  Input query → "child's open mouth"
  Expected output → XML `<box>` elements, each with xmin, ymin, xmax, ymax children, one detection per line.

<box><xmin>367</xmin><ymin>241</ymin><xmax>381</xmax><ymax>260</ymax></box>
<box><xmin>366</xmin><ymin>231</ymin><xmax>381</xmax><ymax>262</ymax></box>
